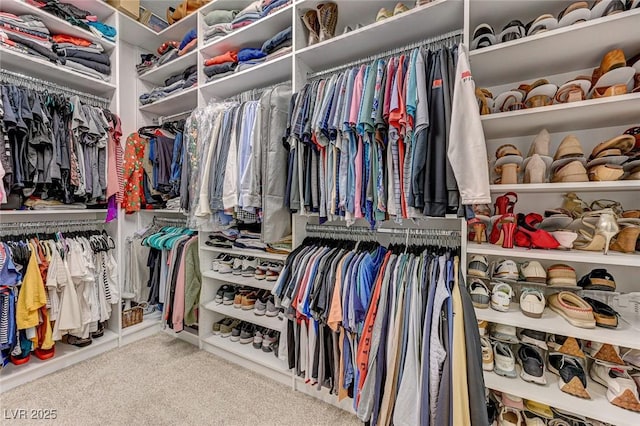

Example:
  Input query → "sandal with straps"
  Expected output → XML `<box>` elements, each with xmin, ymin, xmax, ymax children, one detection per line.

<box><xmin>494</xmin><ymin>192</ymin><xmax>518</xmax><ymax>215</ymax></box>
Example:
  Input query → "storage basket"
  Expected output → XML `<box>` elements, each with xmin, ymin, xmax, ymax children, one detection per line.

<box><xmin>122</xmin><ymin>305</ymin><xmax>143</xmax><ymax>328</ymax></box>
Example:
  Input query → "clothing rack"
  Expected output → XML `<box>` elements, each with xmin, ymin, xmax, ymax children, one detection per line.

<box><xmin>0</xmin><ymin>219</ymin><xmax>107</xmax><ymax>235</ymax></box>
<box><xmin>156</xmin><ymin>110</ymin><xmax>193</xmax><ymax>125</ymax></box>
<box><xmin>229</xmin><ymin>80</ymin><xmax>291</xmax><ymax>103</ymax></box>
<box><xmin>152</xmin><ymin>216</ymin><xmax>189</xmax><ymax>226</ymax></box>
<box><xmin>308</xmin><ymin>29</ymin><xmax>463</xmax><ymax>80</ymax></box>
<box><xmin>304</xmin><ymin>223</ymin><xmax>461</xmax><ymax>245</ymax></box>
<box><xmin>0</xmin><ymin>69</ymin><xmax>111</xmax><ymax>108</ymax></box>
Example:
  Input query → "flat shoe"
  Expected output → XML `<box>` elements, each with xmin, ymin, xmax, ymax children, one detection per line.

<box><xmin>548</xmin><ymin>291</ymin><xmax>596</xmax><ymax>328</ymax></box>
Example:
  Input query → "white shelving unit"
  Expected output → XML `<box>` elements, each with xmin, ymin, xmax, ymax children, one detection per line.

<box><xmin>138</xmin><ymin>85</ymin><xmax>199</xmax><ymax>115</ymax></box>
<box><xmin>202</xmin><ymin>300</ymin><xmax>283</xmax><ymax>330</ymax></box>
<box><xmin>202</xmin><ymin>270</ymin><xmax>277</xmax><ymax>292</ymax></box>
<box><xmin>488</xmin><ymin>181</ymin><xmax>640</xmax><ymax>194</ymax></box>
<box><xmin>138</xmin><ymin>49</ymin><xmax>199</xmax><ymax>85</ymax></box>
<box><xmin>200</xmin><ymin>245</ymin><xmax>288</xmax><ymax>262</ymax></box>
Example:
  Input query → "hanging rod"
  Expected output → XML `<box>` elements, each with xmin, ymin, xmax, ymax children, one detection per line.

<box><xmin>0</xmin><ymin>219</ymin><xmax>107</xmax><ymax>233</ymax></box>
<box><xmin>305</xmin><ymin>223</ymin><xmax>461</xmax><ymax>238</ymax></box>
<box><xmin>305</xmin><ymin>223</ymin><xmax>377</xmax><ymax>236</ymax></box>
<box><xmin>153</xmin><ymin>216</ymin><xmax>189</xmax><ymax>225</ymax></box>
<box><xmin>157</xmin><ymin>110</ymin><xmax>193</xmax><ymax>125</ymax></box>
<box><xmin>228</xmin><ymin>80</ymin><xmax>292</xmax><ymax>102</ymax></box>
<box><xmin>308</xmin><ymin>29</ymin><xmax>463</xmax><ymax>80</ymax></box>
<box><xmin>0</xmin><ymin>69</ymin><xmax>111</xmax><ymax>108</ymax></box>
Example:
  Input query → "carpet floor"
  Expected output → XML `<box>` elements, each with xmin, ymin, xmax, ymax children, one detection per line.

<box><xmin>1</xmin><ymin>333</ymin><xmax>359</xmax><ymax>425</ymax></box>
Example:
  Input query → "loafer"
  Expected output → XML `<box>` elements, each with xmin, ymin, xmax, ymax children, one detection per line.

<box><xmin>494</xmin><ymin>341</ymin><xmax>517</xmax><ymax>378</ymax></box>
<box><xmin>548</xmin><ymin>334</ymin><xmax>586</xmax><ymax>359</ymax></box>
<box><xmin>491</xmin><ymin>282</ymin><xmax>514</xmax><ymax>312</ymax></box>
<box><xmin>469</xmin><ymin>278</ymin><xmax>491</xmax><ymax>308</ymax></box>
<box><xmin>519</xmin><ymin>289</ymin><xmax>546</xmax><ymax>318</ymax></box>
<box><xmin>583</xmin><ymin>297</ymin><xmax>618</xmax><ymax>328</ymax></box>
<box><xmin>548</xmin><ymin>291</ymin><xmax>596</xmax><ymax>328</ymax></box>
<box><xmin>585</xmin><ymin>341</ymin><xmax>625</xmax><ymax>365</ymax></box>
<box><xmin>590</xmin><ymin>362</ymin><xmax>640</xmax><ymax>411</ymax></box>
<box><xmin>517</xmin><ymin>328</ymin><xmax>548</xmax><ymax>350</ymax></box>
<box><xmin>548</xmin><ymin>353</ymin><xmax>591</xmax><ymax>399</ymax></box>
<box><xmin>518</xmin><ymin>344</ymin><xmax>547</xmax><ymax>385</ymax></box>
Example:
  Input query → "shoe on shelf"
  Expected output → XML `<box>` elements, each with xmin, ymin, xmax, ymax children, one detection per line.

<box><xmin>301</xmin><ymin>10</ymin><xmax>320</xmax><ymax>45</ymax></box>
<box><xmin>520</xmin><ymin>261</ymin><xmax>547</xmax><ymax>283</ymax></box>
<box><xmin>215</xmin><ymin>285</ymin><xmax>232</xmax><ymax>304</ymax></box>
<box><xmin>478</xmin><ymin>320</ymin><xmax>489</xmax><ymax>337</ymax></box>
<box><xmin>218</xmin><ymin>259</ymin><xmax>234</xmax><ymax>274</ymax></box>
<box><xmin>468</xmin><ymin>255</ymin><xmax>489</xmax><ymax>278</ymax></box>
<box><xmin>519</xmin><ymin>288</ymin><xmax>546</xmax><ymax>318</ymax></box>
<box><xmin>241</xmin><ymin>291</ymin><xmax>258</xmax><ymax>311</ymax></box>
<box><xmin>517</xmin><ymin>344</ymin><xmax>547</xmax><ymax>385</ymax></box>
<box><xmin>221</xmin><ymin>319</ymin><xmax>241</xmax><ymax>338</ymax></box>
<box><xmin>522</xmin><ymin>411</ymin><xmax>547</xmax><ymax>426</ymax></box>
<box><xmin>222</xmin><ymin>287</ymin><xmax>236</xmax><ymax>305</ymax></box>
<box><xmin>492</xmin><ymin>323</ymin><xmax>519</xmax><ymax>344</ymax></box>
<box><xmin>573</xmin><ymin>209</ymin><xmax>619</xmax><ymax>255</ymax></box>
<box><xmin>266</xmin><ymin>264</ymin><xmax>283</xmax><ymax>281</ymax></box>
<box><xmin>471</xmin><ymin>23</ymin><xmax>495</xmax><ymax>50</ymax></box>
<box><xmin>376</xmin><ymin>7</ymin><xmax>393</xmax><ymax>21</ymax></box>
<box><xmin>393</xmin><ymin>2</ymin><xmax>409</xmax><ymax>15</ymax></box>
<box><xmin>469</xmin><ymin>278</ymin><xmax>491</xmax><ymax>308</ymax></box>
<box><xmin>583</xmin><ymin>297</ymin><xmax>618</xmax><ymax>328</ymax></box>
<box><xmin>212</xmin><ymin>254</ymin><xmax>233</xmax><ymax>271</ymax></box>
<box><xmin>316</xmin><ymin>2</ymin><xmax>337</xmax><ymax>42</ymax></box>
<box><xmin>241</xmin><ymin>257</ymin><xmax>258</xmax><ymax>277</ymax></box>
<box><xmin>517</xmin><ymin>328</ymin><xmax>548</xmax><ymax>351</ymax></box>
<box><xmin>62</xmin><ymin>334</ymin><xmax>92</xmax><ymax>347</ymax></box>
<box><xmin>212</xmin><ymin>317</ymin><xmax>232</xmax><ymax>335</ymax></box>
<box><xmin>524</xmin><ymin>400</ymin><xmax>554</xmax><ymax>420</ymax></box>
<box><xmin>231</xmin><ymin>257</ymin><xmax>244</xmax><ymax>275</ymax></box>
<box><xmin>590</xmin><ymin>362</ymin><xmax>640</xmax><ymax>412</ymax></box>
<box><xmin>494</xmin><ymin>341</ymin><xmax>517</xmax><ymax>378</ymax></box>
<box><xmin>548</xmin><ymin>291</ymin><xmax>596</xmax><ymax>329</ymax></box>
<box><xmin>493</xmin><ymin>259</ymin><xmax>519</xmax><ymax>280</ymax></box>
<box><xmin>578</xmin><ymin>268</ymin><xmax>616</xmax><ymax>291</ymax></box>
<box><xmin>498</xmin><ymin>406</ymin><xmax>522</xmax><ymax>426</ymax></box>
<box><xmin>265</xmin><ymin>296</ymin><xmax>280</xmax><ymax>317</ymax></box>
<box><xmin>255</xmin><ymin>263</ymin><xmax>269</xmax><ymax>280</ymax></box>
<box><xmin>547</xmin><ymin>334</ymin><xmax>586</xmax><ymax>359</ymax></box>
<box><xmin>515</xmin><ymin>212</ymin><xmax>560</xmax><ymax>249</ymax></box>
<box><xmin>523</xmin><ymin>153</ymin><xmax>547</xmax><ymax>183</ymax></box>
<box><xmin>230</xmin><ymin>321</ymin><xmax>245</xmax><ymax>342</ymax></box>
<box><xmin>233</xmin><ymin>288</ymin><xmax>250</xmax><ymax>309</ymax></box>
<box><xmin>491</xmin><ymin>282</ymin><xmax>514</xmax><ymax>312</ymax></box>
<box><xmin>609</xmin><ymin>224</ymin><xmax>640</xmax><ymax>253</ymax></box>
<box><xmin>547</xmin><ymin>264</ymin><xmax>577</xmax><ymax>287</ymax></box>
<box><xmin>239</xmin><ymin>323</ymin><xmax>257</xmax><ymax>344</ymax></box>
<box><xmin>584</xmin><ymin>341</ymin><xmax>625</xmax><ymax>365</ymax></box>
<box><xmin>253</xmin><ymin>327</ymin><xmax>265</xmax><ymax>349</ymax></box>
<box><xmin>622</xmin><ymin>348</ymin><xmax>640</xmax><ymax>369</ymax></box>
<box><xmin>468</xmin><ymin>217</ymin><xmax>487</xmax><ymax>244</ymax></box>
<box><xmin>494</xmin><ymin>192</ymin><xmax>518</xmax><ymax>216</ymax></box>
<box><xmin>254</xmin><ymin>294</ymin><xmax>268</xmax><ymax>316</ymax></box>
<box><xmin>481</xmin><ymin>337</ymin><xmax>494</xmax><ymax>371</ymax></box>
<box><xmin>548</xmin><ymin>353</ymin><xmax>591</xmax><ymax>399</ymax></box>
<box><xmin>262</xmin><ymin>330</ymin><xmax>279</xmax><ymax>353</ymax></box>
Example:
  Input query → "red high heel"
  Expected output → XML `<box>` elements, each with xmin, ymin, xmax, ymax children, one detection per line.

<box><xmin>490</xmin><ymin>214</ymin><xmax>516</xmax><ymax>247</ymax></box>
<box><xmin>515</xmin><ymin>213</ymin><xmax>560</xmax><ymax>249</ymax></box>
<box><xmin>494</xmin><ymin>192</ymin><xmax>518</xmax><ymax>215</ymax></box>
<box><xmin>468</xmin><ymin>218</ymin><xmax>487</xmax><ymax>244</ymax></box>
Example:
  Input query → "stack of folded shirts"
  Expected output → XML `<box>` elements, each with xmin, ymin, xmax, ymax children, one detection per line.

<box><xmin>137</xmin><ymin>53</ymin><xmax>158</xmax><ymax>75</ymax></box>
<box><xmin>52</xmin><ymin>34</ymin><xmax>110</xmax><ymax>80</ymax></box>
<box><xmin>260</xmin><ymin>0</ymin><xmax>291</xmax><ymax>17</ymax></box>
<box><xmin>203</xmin><ymin>50</ymin><xmax>238</xmax><ymax>81</ymax></box>
<box><xmin>206</xmin><ymin>228</ymin><xmax>240</xmax><ymax>248</ymax></box>
<box><xmin>234</xmin><ymin>237</ymin><xmax>267</xmax><ymax>251</ymax></box>
<box><xmin>236</xmin><ymin>47</ymin><xmax>266</xmax><ymax>71</ymax></box>
<box><xmin>38</xmin><ymin>0</ymin><xmax>117</xmax><ymax>42</ymax></box>
<box><xmin>157</xmin><ymin>41</ymin><xmax>180</xmax><ymax>66</ymax></box>
<box><xmin>267</xmin><ymin>234</ymin><xmax>292</xmax><ymax>254</ymax></box>
<box><xmin>203</xmin><ymin>9</ymin><xmax>238</xmax><ymax>42</ymax></box>
<box><xmin>261</xmin><ymin>26</ymin><xmax>291</xmax><ymax>60</ymax></box>
<box><xmin>231</xmin><ymin>1</ymin><xmax>263</xmax><ymax>29</ymax></box>
<box><xmin>0</xmin><ymin>12</ymin><xmax>58</xmax><ymax>62</ymax></box>
<box><xmin>178</xmin><ymin>29</ymin><xmax>197</xmax><ymax>56</ymax></box>
<box><xmin>139</xmin><ymin>65</ymin><xmax>197</xmax><ymax>105</ymax></box>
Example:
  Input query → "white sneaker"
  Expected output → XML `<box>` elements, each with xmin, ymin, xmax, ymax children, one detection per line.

<box><xmin>622</xmin><ymin>348</ymin><xmax>640</xmax><ymax>368</ymax></box>
<box><xmin>519</xmin><ymin>288</ymin><xmax>545</xmax><ymax>318</ymax></box>
<box><xmin>481</xmin><ymin>337</ymin><xmax>494</xmax><ymax>371</ymax></box>
<box><xmin>498</xmin><ymin>406</ymin><xmax>522</xmax><ymax>426</ymax></box>
<box><xmin>468</xmin><ymin>255</ymin><xmax>489</xmax><ymax>278</ymax></box>
<box><xmin>520</xmin><ymin>260</ymin><xmax>547</xmax><ymax>283</ymax></box>
<box><xmin>590</xmin><ymin>362</ymin><xmax>640</xmax><ymax>411</ymax></box>
<box><xmin>218</xmin><ymin>260</ymin><xmax>234</xmax><ymax>274</ymax></box>
<box><xmin>241</xmin><ymin>257</ymin><xmax>258</xmax><ymax>277</ymax></box>
<box><xmin>469</xmin><ymin>278</ymin><xmax>491</xmax><ymax>308</ymax></box>
<box><xmin>493</xmin><ymin>259</ymin><xmax>519</xmax><ymax>280</ymax></box>
<box><xmin>493</xmin><ymin>341</ymin><xmax>517</xmax><ymax>378</ymax></box>
<box><xmin>232</xmin><ymin>257</ymin><xmax>244</xmax><ymax>275</ymax></box>
<box><xmin>491</xmin><ymin>282</ymin><xmax>513</xmax><ymax>312</ymax></box>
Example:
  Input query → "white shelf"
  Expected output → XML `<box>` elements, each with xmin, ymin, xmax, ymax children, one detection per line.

<box><xmin>0</xmin><ymin>48</ymin><xmax>116</xmax><ymax>96</ymax></box>
<box><xmin>0</xmin><ymin>330</ymin><xmax>118</xmax><ymax>392</ymax></box>
<box><xmin>138</xmin><ymin>85</ymin><xmax>198</xmax><ymax>115</ymax></box>
<box><xmin>199</xmin><ymin>53</ymin><xmax>292</xmax><ymax>99</ymax></box>
<box><xmin>202</xmin><ymin>270</ymin><xmax>276</xmax><ymax>292</ymax></box>
<box><xmin>469</xmin><ymin>9</ymin><xmax>640</xmax><ymax>87</ymax></box>
<box><xmin>489</xmin><ymin>181</ymin><xmax>640</xmax><ymax>194</ymax></box>
<box><xmin>467</xmin><ymin>244</ymin><xmax>640</xmax><ymax>268</ymax></box>
<box><xmin>201</xmin><ymin>245</ymin><xmax>288</xmax><ymax>261</ymax></box>
<box><xmin>481</xmin><ymin>93</ymin><xmax>640</xmax><ymax>139</ymax></box>
<box><xmin>295</xmin><ymin>0</ymin><xmax>463</xmax><ymax>72</ymax></box>
<box><xmin>202</xmin><ymin>333</ymin><xmax>287</xmax><ymax>372</ymax></box>
<box><xmin>0</xmin><ymin>209</ymin><xmax>107</xmax><ymax>215</ymax></box>
<box><xmin>1</xmin><ymin>0</ymin><xmax>116</xmax><ymax>51</ymax></box>
<box><xmin>202</xmin><ymin>300</ymin><xmax>283</xmax><ymax>330</ymax></box>
<box><xmin>122</xmin><ymin>312</ymin><xmax>162</xmax><ymax>336</ymax></box>
<box><xmin>475</xmin><ymin>306</ymin><xmax>640</xmax><ymax>351</ymax></box>
<box><xmin>200</xmin><ymin>4</ymin><xmax>293</xmax><ymax>58</ymax></box>
<box><xmin>138</xmin><ymin>49</ymin><xmax>198</xmax><ymax>85</ymax></box>
<box><xmin>484</xmin><ymin>371</ymin><xmax>640</xmax><ymax>426</ymax></box>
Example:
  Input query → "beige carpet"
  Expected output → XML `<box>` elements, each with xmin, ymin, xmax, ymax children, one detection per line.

<box><xmin>1</xmin><ymin>333</ymin><xmax>359</xmax><ymax>426</ymax></box>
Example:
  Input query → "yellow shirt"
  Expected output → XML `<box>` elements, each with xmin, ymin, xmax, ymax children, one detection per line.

<box><xmin>16</xmin><ymin>243</ymin><xmax>48</xmax><ymax>330</ymax></box>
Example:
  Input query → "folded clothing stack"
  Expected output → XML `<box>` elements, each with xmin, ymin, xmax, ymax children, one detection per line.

<box><xmin>261</xmin><ymin>26</ymin><xmax>291</xmax><ymax>61</ymax></box>
<box><xmin>260</xmin><ymin>0</ymin><xmax>291</xmax><ymax>17</ymax></box>
<box><xmin>0</xmin><ymin>12</ymin><xmax>58</xmax><ymax>62</ymax></box>
<box><xmin>156</xmin><ymin>41</ymin><xmax>180</xmax><ymax>66</ymax></box>
<box><xmin>53</xmin><ymin>34</ymin><xmax>110</xmax><ymax>81</ymax></box>
<box><xmin>178</xmin><ymin>29</ymin><xmax>197</xmax><ymax>56</ymax></box>
<box><xmin>139</xmin><ymin>65</ymin><xmax>197</xmax><ymax>105</ymax></box>
<box><xmin>203</xmin><ymin>50</ymin><xmax>238</xmax><ymax>81</ymax></box>
<box><xmin>203</xmin><ymin>9</ymin><xmax>238</xmax><ymax>42</ymax></box>
<box><xmin>36</xmin><ymin>0</ymin><xmax>117</xmax><ymax>42</ymax></box>
<box><xmin>231</xmin><ymin>1</ymin><xmax>262</xmax><ymax>29</ymax></box>
<box><xmin>236</xmin><ymin>47</ymin><xmax>266</xmax><ymax>71</ymax></box>
<box><xmin>136</xmin><ymin>53</ymin><xmax>158</xmax><ymax>75</ymax></box>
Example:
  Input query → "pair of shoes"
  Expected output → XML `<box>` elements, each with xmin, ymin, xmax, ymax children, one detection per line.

<box><xmin>220</xmin><ymin>256</ymin><xmax>258</xmax><ymax>275</ymax></box>
<box><xmin>254</xmin><ymin>263</ymin><xmax>283</xmax><ymax>281</ymax></box>
<box><xmin>215</xmin><ymin>285</ymin><xmax>234</xmax><ymax>304</ymax></box>
<box><xmin>254</xmin><ymin>293</ymin><xmax>278</xmax><ymax>317</ymax></box>
<box><xmin>211</xmin><ymin>254</ymin><xmax>234</xmax><ymax>271</ymax></box>
<box><xmin>232</xmin><ymin>288</ymin><xmax>255</xmax><ymax>309</ymax></box>
<box><xmin>230</xmin><ymin>321</ymin><xmax>254</xmax><ymax>343</ymax></box>
<box><xmin>591</xmin><ymin>361</ymin><xmax>640</xmax><ymax>412</ymax></box>
<box><xmin>301</xmin><ymin>2</ymin><xmax>338</xmax><ymax>46</ymax></box>
<box><xmin>548</xmin><ymin>352</ymin><xmax>591</xmax><ymax>399</ymax></box>
<box><xmin>376</xmin><ymin>2</ymin><xmax>409</xmax><ymax>21</ymax></box>
<box><xmin>514</xmin><ymin>213</ymin><xmax>560</xmax><ymax>249</ymax></box>
<box><xmin>573</xmin><ymin>209</ymin><xmax>620</xmax><ymax>255</ymax></box>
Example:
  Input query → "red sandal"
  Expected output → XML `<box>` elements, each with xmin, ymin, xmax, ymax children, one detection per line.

<box><xmin>494</xmin><ymin>192</ymin><xmax>518</xmax><ymax>215</ymax></box>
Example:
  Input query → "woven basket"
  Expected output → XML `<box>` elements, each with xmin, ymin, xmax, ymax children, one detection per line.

<box><xmin>122</xmin><ymin>306</ymin><xmax>144</xmax><ymax>328</ymax></box>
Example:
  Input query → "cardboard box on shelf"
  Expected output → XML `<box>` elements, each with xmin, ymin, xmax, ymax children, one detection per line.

<box><xmin>107</xmin><ymin>0</ymin><xmax>140</xmax><ymax>19</ymax></box>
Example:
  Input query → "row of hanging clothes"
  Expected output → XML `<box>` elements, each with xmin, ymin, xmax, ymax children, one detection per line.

<box><xmin>122</xmin><ymin>117</ymin><xmax>188</xmax><ymax>214</ymax></box>
<box><xmin>122</xmin><ymin>217</ymin><xmax>200</xmax><ymax>332</ymax></box>
<box><xmin>283</xmin><ymin>32</ymin><xmax>464</xmax><ymax>227</ymax></box>
<box><xmin>0</xmin><ymin>220</ymin><xmax>118</xmax><ymax>368</ymax></box>
<box><xmin>271</xmin><ymin>224</ymin><xmax>487</xmax><ymax>426</ymax></box>
<box><xmin>183</xmin><ymin>84</ymin><xmax>292</xmax><ymax>244</ymax></box>
<box><xmin>0</xmin><ymin>70</ymin><xmax>123</xmax><ymax>215</ymax></box>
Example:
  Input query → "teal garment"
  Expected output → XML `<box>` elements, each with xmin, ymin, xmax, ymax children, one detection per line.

<box><xmin>203</xmin><ymin>10</ymin><xmax>239</xmax><ymax>26</ymax></box>
<box><xmin>357</xmin><ymin>63</ymin><xmax>377</xmax><ymax>136</ymax></box>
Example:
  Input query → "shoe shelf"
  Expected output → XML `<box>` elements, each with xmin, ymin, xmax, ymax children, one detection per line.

<box><xmin>480</xmin><ymin>93</ymin><xmax>640</xmax><ymax>139</ymax></box>
<box><xmin>1</xmin><ymin>0</ymin><xmax>116</xmax><ymax>52</ymax></box>
<box><xmin>138</xmin><ymin>85</ymin><xmax>199</xmax><ymax>115</ymax></box>
<box><xmin>469</xmin><ymin>8</ymin><xmax>640</xmax><ymax>88</ymax></box>
<box><xmin>475</xmin><ymin>306</ymin><xmax>640</xmax><ymax>351</ymax></box>
<box><xmin>202</xmin><ymin>300</ymin><xmax>283</xmax><ymax>330</ymax></box>
<box><xmin>467</xmin><ymin>244</ymin><xmax>640</xmax><ymax>268</ymax></box>
<box><xmin>489</xmin><ymin>181</ymin><xmax>640</xmax><ymax>194</ymax></box>
<box><xmin>201</xmin><ymin>246</ymin><xmax>288</xmax><ymax>262</ymax></box>
<box><xmin>138</xmin><ymin>50</ymin><xmax>199</xmax><ymax>86</ymax></box>
<box><xmin>199</xmin><ymin>4</ymin><xmax>293</xmax><ymax>58</ymax></box>
<box><xmin>199</xmin><ymin>53</ymin><xmax>293</xmax><ymax>99</ymax></box>
<box><xmin>0</xmin><ymin>48</ymin><xmax>117</xmax><ymax>97</ymax></box>
<box><xmin>483</xmin><ymin>371</ymin><xmax>639</xmax><ymax>426</ymax></box>
<box><xmin>202</xmin><ymin>333</ymin><xmax>287</xmax><ymax>372</ymax></box>
<box><xmin>295</xmin><ymin>0</ymin><xmax>463</xmax><ymax>73</ymax></box>
<box><xmin>0</xmin><ymin>330</ymin><xmax>119</xmax><ymax>393</ymax></box>
<box><xmin>202</xmin><ymin>270</ymin><xmax>276</xmax><ymax>292</ymax></box>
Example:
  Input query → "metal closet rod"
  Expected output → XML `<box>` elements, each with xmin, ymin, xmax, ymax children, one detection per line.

<box><xmin>0</xmin><ymin>69</ymin><xmax>111</xmax><ymax>108</ymax></box>
<box><xmin>153</xmin><ymin>216</ymin><xmax>189</xmax><ymax>225</ymax></box>
<box><xmin>305</xmin><ymin>223</ymin><xmax>461</xmax><ymax>238</ymax></box>
<box><xmin>157</xmin><ymin>109</ymin><xmax>194</xmax><ymax>124</ymax></box>
<box><xmin>308</xmin><ymin>29</ymin><xmax>463</xmax><ymax>80</ymax></box>
<box><xmin>229</xmin><ymin>80</ymin><xmax>292</xmax><ymax>102</ymax></box>
<box><xmin>305</xmin><ymin>223</ymin><xmax>377</xmax><ymax>236</ymax></box>
<box><xmin>0</xmin><ymin>219</ymin><xmax>107</xmax><ymax>230</ymax></box>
